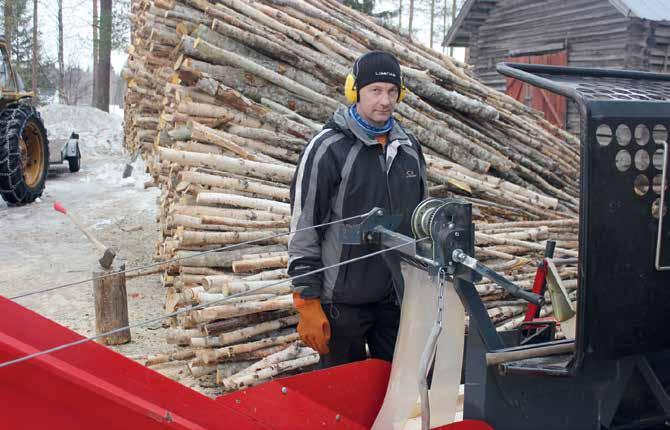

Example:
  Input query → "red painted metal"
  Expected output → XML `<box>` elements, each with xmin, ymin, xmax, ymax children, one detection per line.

<box><xmin>216</xmin><ymin>359</ymin><xmax>390</xmax><ymax>429</ymax></box>
<box><xmin>217</xmin><ymin>361</ymin><xmax>493</xmax><ymax>430</ymax></box>
<box><xmin>523</xmin><ymin>258</ymin><xmax>550</xmax><ymax>322</ymax></box>
<box><xmin>0</xmin><ymin>296</ymin><xmax>493</xmax><ymax>429</ymax></box>
<box><xmin>0</xmin><ymin>296</ymin><xmax>267</xmax><ymax>429</ymax></box>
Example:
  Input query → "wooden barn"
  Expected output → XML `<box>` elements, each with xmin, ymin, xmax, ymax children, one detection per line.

<box><xmin>444</xmin><ymin>0</ymin><xmax>670</xmax><ymax>132</ymax></box>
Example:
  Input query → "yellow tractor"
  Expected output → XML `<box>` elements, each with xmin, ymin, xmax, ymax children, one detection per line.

<box><xmin>0</xmin><ymin>35</ymin><xmax>49</xmax><ymax>205</ymax></box>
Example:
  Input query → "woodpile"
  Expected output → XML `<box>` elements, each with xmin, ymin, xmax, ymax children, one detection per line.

<box><xmin>124</xmin><ymin>0</ymin><xmax>580</xmax><ymax>392</ymax></box>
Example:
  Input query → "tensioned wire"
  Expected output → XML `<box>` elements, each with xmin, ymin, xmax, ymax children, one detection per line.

<box><xmin>8</xmin><ymin>211</ymin><xmax>376</xmax><ymax>301</ymax></box>
<box><xmin>0</xmin><ymin>236</ymin><xmax>428</xmax><ymax>369</ymax></box>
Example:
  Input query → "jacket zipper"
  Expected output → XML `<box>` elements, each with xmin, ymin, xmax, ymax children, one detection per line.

<box><xmin>382</xmin><ymin>142</ymin><xmax>394</xmax><ymax>214</ymax></box>
<box><xmin>382</xmin><ymin>141</ymin><xmax>398</xmax><ymax>304</ymax></box>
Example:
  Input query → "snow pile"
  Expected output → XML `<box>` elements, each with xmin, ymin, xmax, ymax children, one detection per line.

<box><xmin>40</xmin><ymin>104</ymin><xmax>125</xmax><ymax>158</ymax></box>
<box><xmin>40</xmin><ymin>104</ymin><xmax>154</xmax><ymax>202</ymax></box>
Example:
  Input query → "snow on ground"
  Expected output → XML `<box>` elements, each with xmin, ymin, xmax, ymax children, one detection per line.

<box><xmin>0</xmin><ymin>104</ymin><xmax>174</xmax><ymax>371</ymax></box>
<box><xmin>40</xmin><ymin>104</ymin><xmax>126</xmax><ymax>158</ymax></box>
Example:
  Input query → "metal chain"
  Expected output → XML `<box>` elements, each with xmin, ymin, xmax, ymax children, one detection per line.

<box><xmin>8</xmin><ymin>211</ymin><xmax>374</xmax><ymax>301</ymax></box>
<box><xmin>0</xmin><ymin>237</ymin><xmax>429</xmax><ymax>369</ymax></box>
<box><xmin>436</xmin><ymin>267</ymin><xmax>447</xmax><ymax>328</ymax></box>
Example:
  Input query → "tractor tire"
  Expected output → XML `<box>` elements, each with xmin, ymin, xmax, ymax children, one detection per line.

<box><xmin>0</xmin><ymin>103</ymin><xmax>50</xmax><ymax>205</ymax></box>
<box><xmin>68</xmin><ymin>151</ymin><xmax>81</xmax><ymax>173</ymax></box>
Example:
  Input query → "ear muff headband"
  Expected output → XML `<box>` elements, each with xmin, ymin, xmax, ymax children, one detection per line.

<box><xmin>343</xmin><ymin>57</ymin><xmax>407</xmax><ymax>104</ymax></box>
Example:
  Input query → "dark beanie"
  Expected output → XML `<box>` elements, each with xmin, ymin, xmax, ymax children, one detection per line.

<box><xmin>354</xmin><ymin>51</ymin><xmax>402</xmax><ymax>91</ymax></box>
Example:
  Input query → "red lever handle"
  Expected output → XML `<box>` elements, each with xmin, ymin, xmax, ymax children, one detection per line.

<box><xmin>54</xmin><ymin>201</ymin><xmax>67</xmax><ymax>215</ymax></box>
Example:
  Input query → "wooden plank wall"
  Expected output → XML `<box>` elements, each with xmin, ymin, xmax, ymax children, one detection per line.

<box><xmin>649</xmin><ymin>21</ymin><xmax>670</xmax><ymax>74</ymax></box>
<box><xmin>626</xmin><ymin>18</ymin><xmax>652</xmax><ymax>70</ymax></box>
<box><xmin>466</xmin><ymin>0</ymin><xmax>630</xmax><ymax>134</ymax></box>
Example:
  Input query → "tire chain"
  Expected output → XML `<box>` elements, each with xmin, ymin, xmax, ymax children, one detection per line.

<box><xmin>0</xmin><ymin>102</ymin><xmax>49</xmax><ymax>204</ymax></box>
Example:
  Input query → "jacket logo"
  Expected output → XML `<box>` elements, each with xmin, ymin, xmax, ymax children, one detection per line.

<box><xmin>405</xmin><ymin>170</ymin><xmax>417</xmax><ymax>178</ymax></box>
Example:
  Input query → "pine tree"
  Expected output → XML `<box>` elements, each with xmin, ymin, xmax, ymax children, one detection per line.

<box><xmin>2</xmin><ymin>0</ymin><xmax>37</xmax><ymax>90</ymax></box>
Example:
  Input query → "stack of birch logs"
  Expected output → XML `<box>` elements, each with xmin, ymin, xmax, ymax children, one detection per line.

<box><xmin>124</xmin><ymin>0</ymin><xmax>581</xmax><ymax>392</ymax></box>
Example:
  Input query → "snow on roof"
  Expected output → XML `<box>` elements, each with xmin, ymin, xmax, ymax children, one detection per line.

<box><xmin>608</xmin><ymin>0</ymin><xmax>670</xmax><ymax>22</ymax></box>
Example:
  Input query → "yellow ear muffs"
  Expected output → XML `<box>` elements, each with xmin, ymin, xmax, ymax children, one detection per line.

<box><xmin>398</xmin><ymin>80</ymin><xmax>407</xmax><ymax>103</ymax></box>
<box><xmin>344</xmin><ymin>72</ymin><xmax>408</xmax><ymax>104</ymax></box>
<box><xmin>344</xmin><ymin>73</ymin><xmax>358</xmax><ymax>104</ymax></box>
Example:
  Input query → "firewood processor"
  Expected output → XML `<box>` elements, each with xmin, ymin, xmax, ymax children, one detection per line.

<box><xmin>1</xmin><ymin>65</ymin><xmax>669</xmax><ymax>430</ymax></box>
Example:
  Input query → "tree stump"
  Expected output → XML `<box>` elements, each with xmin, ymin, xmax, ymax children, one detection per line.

<box><xmin>93</xmin><ymin>267</ymin><xmax>131</xmax><ymax>345</ymax></box>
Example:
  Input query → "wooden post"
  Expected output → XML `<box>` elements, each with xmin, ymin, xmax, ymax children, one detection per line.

<box><xmin>93</xmin><ymin>268</ymin><xmax>131</xmax><ymax>345</ymax></box>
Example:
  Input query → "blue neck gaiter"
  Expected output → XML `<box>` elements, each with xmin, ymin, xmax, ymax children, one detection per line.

<box><xmin>348</xmin><ymin>105</ymin><xmax>394</xmax><ymax>136</ymax></box>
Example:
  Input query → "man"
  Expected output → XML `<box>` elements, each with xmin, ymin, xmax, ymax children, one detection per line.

<box><xmin>288</xmin><ymin>51</ymin><xmax>428</xmax><ymax>368</ymax></box>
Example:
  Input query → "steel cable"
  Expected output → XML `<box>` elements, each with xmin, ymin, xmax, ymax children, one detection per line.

<box><xmin>0</xmin><ymin>236</ymin><xmax>427</xmax><ymax>369</ymax></box>
<box><xmin>8</xmin><ymin>211</ymin><xmax>375</xmax><ymax>300</ymax></box>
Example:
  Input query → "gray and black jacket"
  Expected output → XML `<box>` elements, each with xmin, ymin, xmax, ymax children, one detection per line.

<box><xmin>288</xmin><ymin>106</ymin><xmax>428</xmax><ymax>305</ymax></box>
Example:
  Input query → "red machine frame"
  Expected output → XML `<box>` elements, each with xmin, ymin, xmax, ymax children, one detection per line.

<box><xmin>0</xmin><ymin>296</ymin><xmax>491</xmax><ymax>430</ymax></box>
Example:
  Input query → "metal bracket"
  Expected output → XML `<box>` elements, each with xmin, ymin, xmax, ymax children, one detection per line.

<box><xmin>339</xmin><ymin>208</ymin><xmax>402</xmax><ymax>245</ymax></box>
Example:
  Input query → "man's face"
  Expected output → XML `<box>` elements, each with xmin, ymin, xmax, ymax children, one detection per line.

<box><xmin>356</xmin><ymin>82</ymin><xmax>399</xmax><ymax>126</ymax></box>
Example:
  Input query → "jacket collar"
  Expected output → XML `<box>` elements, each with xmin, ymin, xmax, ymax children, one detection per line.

<box><xmin>332</xmin><ymin>105</ymin><xmax>412</xmax><ymax>147</ymax></box>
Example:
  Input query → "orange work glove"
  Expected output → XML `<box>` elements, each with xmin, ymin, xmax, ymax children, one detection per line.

<box><xmin>293</xmin><ymin>292</ymin><xmax>331</xmax><ymax>355</ymax></box>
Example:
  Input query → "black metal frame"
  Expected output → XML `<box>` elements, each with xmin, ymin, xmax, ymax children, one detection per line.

<box><xmin>470</xmin><ymin>62</ymin><xmax>670</xmax><ymax>429</ymax></box>
<box><xmin>498</xmin><ymin>63</ymin><xmax>670</xmax><ymax>366</ymax></box>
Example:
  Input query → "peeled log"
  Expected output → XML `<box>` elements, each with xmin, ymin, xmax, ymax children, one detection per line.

<box><xmin>145</xmin><ymin>349</ymin><xmax>196</xmax><ymax>367</ymax></box>
<box><xmin>204</xmin><ymin>278</ymin><xmax>291</xmax><ymax>296</ymax></box>
<box><xmin>179</xmin><ymin>170</ymin><xmax>290</xmax><ymax>201</ymax></box>
<box><xmin>217</xmin><ymin>314</ymin><xmax>299</xmax><ymax>346</ymax></box>
<box><xmin>198</xmin><ymin>332</ymin><xmax>300</xmax><ymax>364</ymax></box>
<box><xmin>219</xmin><ymin>342</ymin><xmax>302</xmax><ymax>389</ymax></box>
<box><xmin>225</xmin><ymin>280</ymin><xmax>291</xmax><ymax>296</ymax></box>
<box><xmin>219</xmin><ymin>353</ymin><xmax>319</xmax><ymax>389</ymax></box>
<box><xmin>159</xmin><ymin>147</ymin><xmax>295</xmax><ymax>183</ymax></box>
<box><xmin>190</xmin><ymin>294</ymin><xmax>294</xmax><ymax>324</ymax></box>
<box><xmin>172</xmin><ymin>244</ymin><xmax>287</xmax><ymax>268</ymax></box>
<box><xmin>196</xmin><ymin>192</ymin><xmax>291</xmax><ymax>215</ymax></box>
<box><xmin>171</xmin><ymin>204</ymin><xmax>289</xmax><ymax>222</ymax></box>
<box><xmin>177</xmin><ymin>229</ymin><xmax>289</xmax><ymax>247</ymax></box>
<box><xmin>202</xmin><ymin>216</ymin><xmax>289</xmax><ymax>229</ymax></box>
<box><xmin>225</xmin><ymin>342</ymin><xmax>301</xmax><ymax>379</ymax></box>
<box><xmin>166</xmin><ymin>327</ymin><xmax>203</xmax><ymax>345</ymax></box>
<box><xmin>232</xmin><ymin>255</ymin><xmax>289</xmax><ymax>273</ymax></box>
<box><xmin>241</xmin><ymin>268</ymin><xmax>288</xmax><ymax>281</ymax></box>
<box><xmin>188</xmin><ymin>120</ymin><xmax>255</xmax><ymax>160</ymax></box>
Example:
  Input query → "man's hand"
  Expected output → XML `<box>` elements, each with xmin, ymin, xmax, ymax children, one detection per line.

<box><xmin>293</xmin><ymin>293</ymin><xmax>331</xmax><ymax>355</ymax></box>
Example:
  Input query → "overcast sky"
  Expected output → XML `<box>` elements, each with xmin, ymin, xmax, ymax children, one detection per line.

<box><xmin>375</xmin><ymin>0</ymin><xmax>466</xmax><ymax>61</ymax></box>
